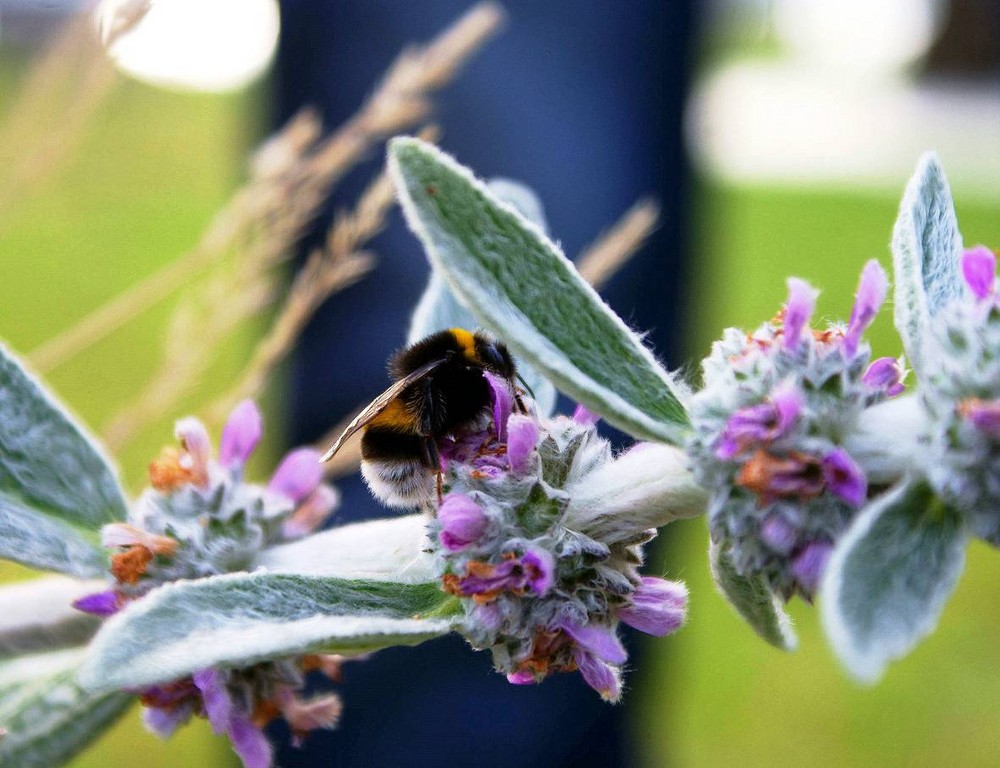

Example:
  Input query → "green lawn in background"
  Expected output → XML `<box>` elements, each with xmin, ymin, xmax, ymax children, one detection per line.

<box><xmin>0</xmin><ymin>48</ymin><xmax>264</xmax><ymax>768</ymax></box>
<box><xmin>637</xmin><ymin>182</ymin><xmax>1000</xmax><ymax>768</ymax></box>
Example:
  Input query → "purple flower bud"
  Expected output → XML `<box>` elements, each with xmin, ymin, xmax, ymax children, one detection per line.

<box><xmin>863</xmin><ymin>356</ymin><xmax>906</xmax><ymax>397</ymax></box>
<box><xmin>572</xmin><ymin>403</ymin><xmax>601</xmax><ymax>426</ymax></box>
<box><xmin>759</xmin><ymin>513</ymin><xmax>798</xmax><ymax>555</ymax></box>
<box><xmin>561</xmin><ymin>621</ymin><xmax>627</xmax><ymax>664</ymax></box>
<box><xmin>791</xmin><ymin>540</ymin><xmax>833</xmax><ymax>595</ymax></box>
<box><xmin>617</xmin><ymin>577</ymin><xmax>688</xmax><ymax>637</ymax></box>
<box><xmin>72</xmin><ymin>590</ymin><xmax>122</xmax><ymax>617</ymax></box>
<box><xmin>572</xmin><ymin>647</ymin><xmax>622</xmax><ymax>703</ymax></box>
<box><xmin>219</xmin><ymin>399</ymin><xmax>263</xmax><ymax>468</ymax></box>
<box><xmin>843</xmin><ymin>260</ymin><xmax>888</xmax><ymax>357</ymax></box>
<box><xmin>962</xmin><ymin>245</ymin><xmax>997</xmax><ymax>300</ymax></box>
<box><xmin>228</xmin><ymin>711</ymin><xmax>273</xmax><ymax>768</ymax></box>
<box><xmin>506</xmin><ymin>670</ymin><xmax>537</xmax><ymax>685</ymax></box>
<box><xmin>484</xmin><ymin>371</ymin><xmax>514</xmax><ymax>441</ymax></box>
<box><xmin>438</xmin><ymin>493</ymin><xmax>489</xmax><ymax>551</ymax></box>
<box><xmin>268</xmin><ymin>448</ymin><xmax>323</xmax><ymax>504</ymax></box>
<box><xmin>193</xmin><ymin>668</ymin><xmax>232</xmax><ymax>736</ymax></box>
<box><xmin>506</xmin><ymin>414</ymin><xmax>540</xmax><ymax>474</ymax></box>
<box><xmin>821</xmin><ymin>448</ymin><xmax>867</xmax><ymax>507</ymax></box>
<box><xmin>961</xmin><ymin>398</ymin><xmax>1000</xmax><ymax>441</ymax></box>
<box><xmin>716</xmin><ymin>382</ymin><xmax>803</xmax><ymax>459</ymax></box>
<box><xmin>783</xmin><ymin>278</ymin><xmax>818</xmax><ymax>349</ymax></box>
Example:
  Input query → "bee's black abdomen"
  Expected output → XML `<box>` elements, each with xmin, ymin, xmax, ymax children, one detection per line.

<box><xmin>361</xmin><ymin>426</ymin><xmax>432</xmax><ymax>466</ymax></box>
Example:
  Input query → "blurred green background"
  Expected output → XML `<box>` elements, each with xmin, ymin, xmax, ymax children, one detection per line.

<box><xmin>1</xmin><ymin>3</ymin><xmax>999</xmax><ymax>768</ymax></box>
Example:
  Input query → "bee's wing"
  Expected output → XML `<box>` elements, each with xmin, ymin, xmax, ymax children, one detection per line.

<box><xmin>320</xmin><ymin>358</ymin><xmax>448</xmax><ymax>463</ymax></box>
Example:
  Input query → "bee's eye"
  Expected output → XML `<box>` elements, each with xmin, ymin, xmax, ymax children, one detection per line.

<box><xmin>479</xmin><ymin>343</ymin><xmax>513</xmax><ymax>377</ymax></box>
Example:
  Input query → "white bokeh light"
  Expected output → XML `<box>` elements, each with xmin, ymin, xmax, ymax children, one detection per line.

<box><xmin>773</xmin><ymin>0</ymin><xmax>943</xmax><ymax>75</ymax></box>
<box><xmin>98</xmin><ymin>0</ymin><xmax>280</xmax><ymax>93</ymax></box>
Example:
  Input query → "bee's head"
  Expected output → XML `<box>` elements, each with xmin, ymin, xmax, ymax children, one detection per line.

<box><xmin>471</xmin><ymin>332</ymin><xmax>516</xmax><ymax>380</ymax></box>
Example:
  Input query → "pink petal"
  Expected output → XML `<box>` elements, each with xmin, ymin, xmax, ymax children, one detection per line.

<box><xmin>72</xmin><ymin>590</ymin><xmax>122</xmax><ymax>617</ymax></box>
<box><xmin>484</xmin><ymin>371</ymin><xmax>514</xmax><ymax>441</ymax></box>
<box><xmin>220</xmin><ymin>400</ymin><xmax>263</xmax><ymax>468</ymax></box>
<box><xmin>572</xmin><ymin>648</ymin><xmax>622</xmax><ymax>703</ymax></box>
<box><xmin>618</xmin><ymin>577</ymin><xmax>688</xmax><ymax>637</ymax></box>
<box><xmin>962</xmin><ymin>245</ymin><xmax>997</xmax><ymax>300</ymax></box>
<box><xmin>844</xmin><ymin>260</ymin><xmax>888</xmax><ymax>357</ymax></box>
<box><xmin>783</xmin><ymin>278</ymin><xmax>818</xmax><ymax>349</ymax></box>
<box><xmin>268</xmin><ymin>448</ymin><xmax>323</xmax><ymax>503</ymax></box>
<box><xmin>437</xmin><ymin>493</ymin><xmax>489</xmax><ymax>551</ymax></box>
<box><xmin>282</xmin><ymin>484</ymin><xmax>340</xmax><ymax>539</ymax></box>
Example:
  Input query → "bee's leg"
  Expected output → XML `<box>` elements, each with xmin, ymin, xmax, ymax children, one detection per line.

<box><xmin>419</xmin><ymin>377</ymin><xmax>442</xmax><ymax>435</ymax></box>
<box><xmin>514</xmin><ymin>390</ymin><xmax>528</xmax><ymax>414</ymax></box>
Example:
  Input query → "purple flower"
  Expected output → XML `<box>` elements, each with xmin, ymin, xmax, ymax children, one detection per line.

<box><xmin>821</xmin><ymin>448</ymin><xmax>867</xmax><ymax>507</ymax></box>
<box><xmin>192</xmin><ymin>669</ymin><xmax>232</xmax><ymax>735</ymax></box>
<box><xmin>219</xmin><ymin>399</ymin><xmax>263</xmax><ymax>468</ymax></box>
<box><xmin>843</xmin><ymin>260</ymin><xmax>888</xmax><ymax>357</ymax></box>
<box><xmin>72</xmin><ymin>590</ymin><xmax>123</xmax><ymax>617</ymax></box>
<box><xmin>438</xmin><ymin>493</ymin><xmax>489</xmax><ymax>551</ymax></box>
<box><xmin>962</xmin><ymin>245</ymin><xmax>997</xmax><ymax>301</ymax></box>
<box><xmin>961</xmin><ymin>398</ymin><xmax>1000</xmax><ymax>441</ymax></box>
<box><xmin>484</xmin><ymin>371</ymin><xmax>514</xmax><ymax>441</ymax></box>
<box><xmin>716</xmin><ymin>382</ymin><xmax>803</xmax><ymax>459</ymax></box>
<box><xmin>521</xmin><ymin>549</ymin><xmax>555</xmax><ymax>596</ymax></box>
<box><xmin>791</xmin><ymin>540</ymin><xmax>833</xmax><ymax>596</ymax></box>
<box><xmin>572</xmin><ymin>647</ymin><xmax>622</xmax><ymax>703</ymax></box>
<box><xmin>572</xmin><ymin>403</ymin><xmax>601</xmax><ymax>426</ymax></box>
<box><xmin>228</xmin><ymin>711</ymin><xmax>273</xmax><ymax>768</ymax></box>
<box><xmin>783</xmin><ymin>278</ymin><xmax>818</xmax><ymax>349</ymax></box>
<box><xmin>759</xmin><ymin>513</ymin><xmax>798</xmax><ymax>555</ymax></box>
<box><xmin>863</xmin><ymin>357</ymin><xmax>906</xmax><ymax>397</ymax></box>
<box><xmin>449</xmin><ymin>548</ymin><xmax>554</xmax><ymax>599</ymax></box>
<box><xmin>268</xmin><ymin>448</ymin><xmax>323</xmax><ymax>504</ymax></box>
<box><xmin>506</xmin><ymin>414</ymin><xmax>540</xmax><ymax>474</ymax></box>
<box><xmin>737</xmin><ymin>450</ymin><xmax>824</xmax><ymax>501</ymax></box>
<box><xmin>561</xmin><ymin>621</ymin><xmax>627</xmax><ymax>665</ymax></box>
<box><xmin>617</xmin><ymin>577</ymin><xmax>688</xmax><ymax>637</ymax></box>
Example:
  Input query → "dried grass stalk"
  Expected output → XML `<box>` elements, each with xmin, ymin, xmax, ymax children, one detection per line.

<box><xmin>100</xmin><ymin>5</ymin><xmax>501</xmax><ymax>449</ymax></box>
<box><xmin>575</xmin><ymin>199</ymin><xmax>660</xmax><ymax>290</ymax></box>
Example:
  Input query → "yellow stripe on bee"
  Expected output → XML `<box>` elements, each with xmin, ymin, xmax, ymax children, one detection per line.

<box><xmin>449</xmin><ymin>328</ymin><xmax>477</xmax><ymax>361</ymax></box>
<box><xmin>369</xmin><ymin>398</ymin><xmax>417</xmax><ymax>431</ymax></box>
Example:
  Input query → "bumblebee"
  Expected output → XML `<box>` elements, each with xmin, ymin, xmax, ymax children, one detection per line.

<box><xmin>321</xmin><ymin>328</ymin><xmax>523</xmax><ymax>507</ymax></box>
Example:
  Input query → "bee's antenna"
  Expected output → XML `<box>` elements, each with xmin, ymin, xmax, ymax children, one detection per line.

<box><xmin>515</xmin><ymin>373</ymin><xmax>536</xmax><ymax>401</ymax></box>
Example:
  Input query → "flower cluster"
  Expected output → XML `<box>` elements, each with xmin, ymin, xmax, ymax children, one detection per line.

<box><xmin>687</xmin><ymin>260</ymin><xmax>903</xmax><ymax>600</ymax></box>
<box><xmin>73</xmin><ymin>401</ymin><xmax>342</xmax><ymax>768</ymax></box>
<box><xmin>920</xmin><ymin>245</ymin><xmax>1000</xmax><ymax>542</ymax></box>
<box><xmin>429</xmin><ymin>376</ymin><xmax>694</xmax><ymax>701</ymax></box>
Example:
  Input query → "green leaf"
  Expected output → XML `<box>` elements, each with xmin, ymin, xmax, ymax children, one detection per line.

<box><xmin>79</xmin><ymin>573</ymin><xmax>459</xmax><ymax>692</ymax></box>
<box><xmin>408</xmin><ymin>178</ymin><xmax>559</xmax><ymax>417</ymax></box>
<box><xmin>0</xmin><ymin>343</ymin><xmax>127</xmax><ymax>576</ymax></box>
<box><xmin>0</xmin><ymin>648</ymin><xmax>130</xmax><ymax>768</ymax></box>
<box><xmin>389</xmin><ymin>137</ymin><xmax>691</xmax><ymax>444</ymax></box>
<box><xmin>891</xmin><ymin>152</ymin><xmax>965</xmax><ymax>377</ymax></box>
<box><xmin>0</xmin><ymin>576</ymin><xmax>104</xmax><ymax>660</ymax></box>
<box><xmin>710</xmin><ymin>537</ymin><xmax>797</xmax><ymax>652</ymax></box>
<box><xmin>821</xmin><ymin>479</ymin><xmax>967</xmax><ymax>683</ymax></box>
